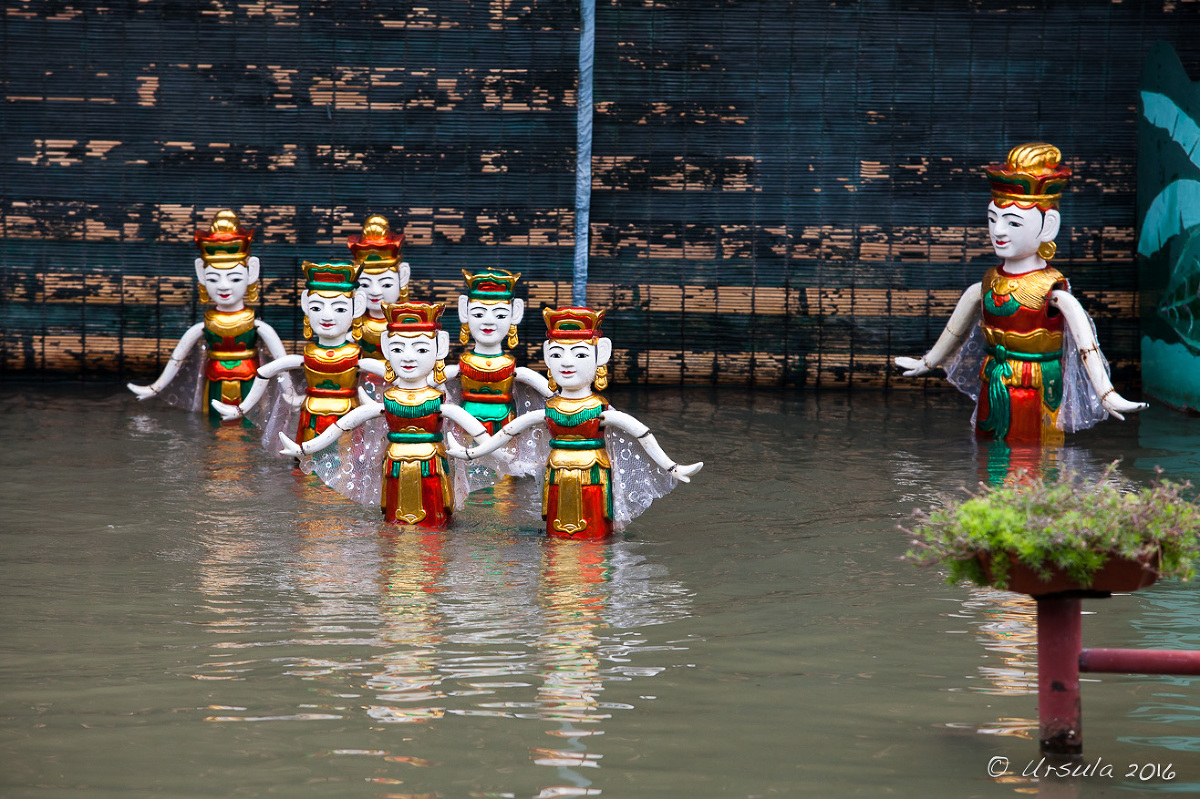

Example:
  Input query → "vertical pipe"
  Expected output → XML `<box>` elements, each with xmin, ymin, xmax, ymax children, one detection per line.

<box><xmin>1037</xmin><ymin>597</ymin><xmax>1083</xmax><ymax>755</ymax></box>
<box><xmin>573</xmin><ymin>0</ymin><xmax>595</xmax><ymax>307</ymax></box>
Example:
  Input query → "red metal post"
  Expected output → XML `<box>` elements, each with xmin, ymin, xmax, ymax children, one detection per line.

<box><xmin>1080</xmin><ymin>648</ymin><xmax>1200</xmax><ymax>675</ymax></box>
<box><xmin>1037</xmin><ymin>597</ymin><xmax>1082</xmax><ymax>755</ymax></box>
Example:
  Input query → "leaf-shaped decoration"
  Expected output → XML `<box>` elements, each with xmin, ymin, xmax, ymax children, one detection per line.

<box><xmin>1142</xmin><ymin>91</ymin><xmax>1200</xmax><ymax>171</ymax></box>
<box><xmin>1157</xmin><ymin>226</ymin><xmax>1200</xmax><ymax>353</ymax></box>
<box><xmin>1138</xmin><ymin>179</ymin><xmax>1200</xmax><ymax>257</ymax></box>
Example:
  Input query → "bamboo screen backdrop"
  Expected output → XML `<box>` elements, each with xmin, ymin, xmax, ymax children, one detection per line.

<box><xmin>3</xmin><ymin>1</ymin><xmax>1199</xmax><ymax>388</ymax></box>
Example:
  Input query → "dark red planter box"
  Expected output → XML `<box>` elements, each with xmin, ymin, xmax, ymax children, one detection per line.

<box><xmin>979</xmin><ymin>551</ymin><xmax>1160</xmax><ymax>598</ymax></box>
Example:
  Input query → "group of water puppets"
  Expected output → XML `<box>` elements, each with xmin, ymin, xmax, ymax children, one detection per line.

<box><xmin>128</xmin><ymin>142</ymin><xmax>1145</xmax><ymax>538</ymax></box>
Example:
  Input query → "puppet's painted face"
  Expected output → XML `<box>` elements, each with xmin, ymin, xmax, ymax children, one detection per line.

<box><xmin>383</xmin><ymin>333</ymin><xmax>439</xmax><ymax>382</ymax></box>
<box><xmin>203</xmin><ymin>263</ymin><xmax>250</xmax><ymax>308</ymax></box>
<box><xmin>544</xmin><ymin>340</ymin><xmax>599</xmax><ymax>391</ymax></box>
<box><xmin>303</xmin><ymin>292</ymin><xmax>357</xmax><ymax>340</ymax></box>
<box><xmin>358</xmin><ymin>271</ymin><xmax>403</xmax><ymax>313</ymax></box>
<box><xmin>465</xmin><ymin>301</ymin><xmax>514</xmax><ymax>348</ymax></box>
<box><xmin>987</xmin><ymin>201</ymin><xmax>1049</xmax><ymax>261</ymax></box>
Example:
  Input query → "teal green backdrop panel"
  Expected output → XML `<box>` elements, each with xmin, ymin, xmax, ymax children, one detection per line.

<box><xmin>3</xmin><ymin>1</ymin><xmax>1199</xmax><ymax>387</ymax></box>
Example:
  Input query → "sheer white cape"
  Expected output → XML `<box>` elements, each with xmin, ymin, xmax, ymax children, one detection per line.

<box><xmin>296</xmin><ymin>400</ymin><xmax>683</xmax><ymax>531</ymax></box>
<box><xmin>942</xmin><ymin>320</ymin><xmax>1109</xmax><ymax>433</ymax></box>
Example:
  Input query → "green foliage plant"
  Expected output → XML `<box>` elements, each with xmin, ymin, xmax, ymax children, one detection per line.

<box><xmin>904</xmin><ymin>464</ymin><xmax>1200</xmax><ymax>589</ymax></box>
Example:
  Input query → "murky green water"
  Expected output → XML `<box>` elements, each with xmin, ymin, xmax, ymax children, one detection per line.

<box><xmin>2</xmin><ymin>382</ymin><xmax>1199</xmax><ymax>798</ymax></box>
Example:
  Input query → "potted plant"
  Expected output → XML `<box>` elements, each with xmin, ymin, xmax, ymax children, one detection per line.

<box><xmin>904</xmin><ymin>465</ymin><xmax>1200</xmax><ymax>597</ymax></box>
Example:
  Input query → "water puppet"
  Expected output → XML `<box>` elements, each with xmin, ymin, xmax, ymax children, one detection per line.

<box><xmin>451</xmin><ymin>307</ymin><xmax>703</xmax><ymax>538</ymax></box>
<box><xmin>213</xmin><ymin>261</ymin><xmax>385</xmax><ymax>446</ymax></box>
<box><xmin>127</xmin><ymin>209</ymin><xmax>289</xmax><ymax>420</ymax></box>
<box><xmin>440</xmin><ymin>268</ymin><xmax>553</xmax><ymax>477</ymax></box>
<box><xmin>279</xmin><ymin>301</ymin><xmax>490</xmax><ymax>528</ymax></box>
<box><xmin>349</xmin><ymin>214</ymin><xmax>410</xmax><ymax>389</ymax></box>
<box><xmin>894</xmin><ymin>143</ymin><xmax>1146</xmax><ymax>443</ymax></box>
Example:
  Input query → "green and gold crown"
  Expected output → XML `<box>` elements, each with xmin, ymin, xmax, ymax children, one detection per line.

<box><xmin>384</xmin><ymin>301</ymin><xmax>445</xmax><ymax>334</ymax></box>
<box><xmin>301</xmin><ymin>261</ymin><xmax>361</xmax><ymax>294</ymax></box>
<box><xmin>463</xmin><ymin>268</ymin><xmax>520</xmax><ymax>302</ymax></box>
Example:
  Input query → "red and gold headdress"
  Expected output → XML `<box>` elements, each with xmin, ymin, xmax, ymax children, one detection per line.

<box><xmin>463</xmin><ymin>268</ymin><xmax>521</xmax><ymax>303</ymax></box>
<box><xmin>384</xmin><ymin>301</ymin><xmax>445</xmax><ymax>336</ymax></box>
<box><xmin>195</xmin><ymin>209</ymin><xmax>254</xmax><ymax>267</ymax></box>
<box><xmin>544</xmin><ymin>306</ymin><xmax>604</xmax><ymax>342</ymax></box>
<box><xmin>348</xmin><ymin>215</ymin><xmax>405</xmax><ymax>274</ymax></box>
<box><xmin>985</xmin><ymin>143</ymin><xmax>1071</xmax><ymax>211</ymax></box>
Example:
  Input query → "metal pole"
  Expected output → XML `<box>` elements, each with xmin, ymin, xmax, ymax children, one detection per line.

<box><xmin>1037</xmin><ymin>596</ymin><xmax>1082</xmax><ymax>755</ymax></box>
<box><xmin>572</xmin><ymin>0</ymin><xmax>595</xmax><ymax>307</ymax></box>
<box><xmin>1080</xmin><ymin>648</ymin><xmax>1200</xmax><ymax>675</ymax></box>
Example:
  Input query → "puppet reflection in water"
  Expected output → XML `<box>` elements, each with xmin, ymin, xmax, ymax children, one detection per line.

<box><xmin>192</xmin><ymin>519</ymin><xmax>691</xmax><ymax>794</ymax></box>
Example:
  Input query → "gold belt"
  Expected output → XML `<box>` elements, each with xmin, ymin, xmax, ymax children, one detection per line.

<box><xmin>981</xmin><ymin>326</ymin><xmax>1062</xmax><ymax>354</ymax></box>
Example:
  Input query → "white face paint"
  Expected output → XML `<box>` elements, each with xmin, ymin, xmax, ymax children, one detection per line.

<box><xmin>383</xmin><ymin>334</ymin><xmax>439</xmax><ymax>384</ymax></box>
<box><xmin>304</xmin><ymin>293</ymin><xmax>357</xmax><ymax>341</ymax></box>
<box><xmin>544</xmin><ymin>341</ymin><xmax>598</xmax><ymax>391</ymax></box>
<box><xmin>203</xmin><ymin>264</ymin><xmax>250</xmax><ymax>310</ymax></box>
<box><xmin>987</xmin><ymin>201</ymin><xmax>1046</xmax><ymax>262</ymax></box>
<box><xmin>466</xmin><ymin>301</ymin><xmax>514</xmax><ymax>348</ymax></box>
<box><xmin>358</xmin><ymin>271</ymin><xmax>402</xmax><ymax>314</ymax></box>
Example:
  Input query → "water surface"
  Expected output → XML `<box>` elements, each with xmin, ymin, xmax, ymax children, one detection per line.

<box><xmin>2</xmin><ymin>382</ymin><xmax>1198</xmax><ymax>798</ymax></box>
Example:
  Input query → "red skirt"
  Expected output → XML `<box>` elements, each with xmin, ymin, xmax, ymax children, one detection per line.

<box><xmin>545</xmin><ymin>483</ymin><xmax>613</xmax><ymax>540</ymax></box>
<box><xmin>296</xmin><ymin>409</ymin><xmax>339</xmax><ymax>444</ymax></box>
<box><xmin>975</xmin><ymin>386</ymin><xmax>1053</xmax><ymax>444</ymax></box>
<box><xmin>382</xmin><ymin>472</ymin><xmax>451</xmax><ymax>529</ymax></box>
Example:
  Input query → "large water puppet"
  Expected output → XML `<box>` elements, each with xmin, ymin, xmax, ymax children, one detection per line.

<box><xmin>440</xmin><ymin>268</ymin><xmax>553</xmax><ymax>478</ymax></box>
<box><xmin>895</xmin><ymin>143</ymin><xmax>1146</xmax><ymax>443</ymax></box>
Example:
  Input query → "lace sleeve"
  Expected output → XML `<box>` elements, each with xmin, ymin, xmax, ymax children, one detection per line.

<box><xmin>1058</xmin><ymin>320</ymin><xmax>1110</xmax><ymax>433</ymax></box>
<box><xmin>605</xmin><ymin>427</ymin><xmax>680</xmax><ymax>531</ymax></box>
<box><xmin>943</xmin><ymin>324</ymin><xmax>985</xmax><ymax>402</ymax></box>
<box><xmin>250</xmin><ymin>371</ymin><xmax>299</xmax><ymax>456</ymax></box>
<box><xmin>159</xmin><ymin>341</ymin><xmax>206</xmax><ymax>412</ymax></box>
<box><xmin>300</xmin><ymin>416</ymin><xmax>388</xmax><ymax>506</ymax></box>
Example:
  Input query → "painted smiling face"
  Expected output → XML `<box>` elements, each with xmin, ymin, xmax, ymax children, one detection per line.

<box><xmin>464</xmin><ymin>300</ymin><xmax>520</xmax><ymax>348</ymax></box>
<box><xmin>358</xmin><ymin>270</ymin><xmax>404</xmax><ymax>315</ymax></box>
<box><xmin>201</xmin><ymin>263</ymin><xmax>251</xmax><ymax>309</ymax></box>
<box><xmin>987</xmin><ymin>201</ymin><xmax>1049</xmax><ymax>261</ymax></box>
<box><xmin>303</xmin><ymin>292</ymin><xmax>359</xmax><ymax>341</ymax></box>
<box><xmin>984</xmin><ymin>143</ymin><xmax>1068</xmax><ymax>266</ymax></box>
<box><xmin>543</xmin><ymin>337</ymin><xmax>613</xmax><ymax>392</ymax></box>
<box><xmin>193</xmin><ymin>254</ymin><xmax>260</xmax><ymax>311</ymax></box>
<box><xmin>382</xmin><ymin>333</ymin><xmax>442</xmax><ymax>384</ymax></box>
